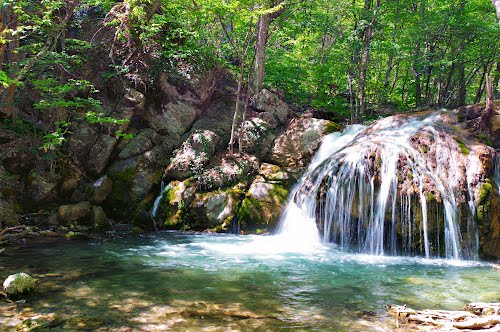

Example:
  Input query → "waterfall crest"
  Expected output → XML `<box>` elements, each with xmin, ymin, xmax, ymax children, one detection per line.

<box><xmin>278</xmin><ymin>112</ymin><xmax>489</xmax><ymax>260</ymax></box>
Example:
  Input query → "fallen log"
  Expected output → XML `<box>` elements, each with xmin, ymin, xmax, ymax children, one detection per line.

<box><xmin>388</xmin><ymin>303</ymin><xmax>500</xmax><ymax>331</ymax></box>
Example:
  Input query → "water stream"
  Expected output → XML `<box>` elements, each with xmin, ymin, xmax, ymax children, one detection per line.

<box><xmin>1</xmin><ymin>233</ymin><xmax>499</xmax><ymax>331</ymax></box>
<box><xmin>279</xmin><ymin>112</ymin><xmax>484</xmax><ymax>260</ymax></box>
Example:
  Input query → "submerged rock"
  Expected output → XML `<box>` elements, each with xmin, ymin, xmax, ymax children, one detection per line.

<box><xmin>3</xmin><ymin>272</ymin><xmax>35</xmax><ymax>296</ymax></box>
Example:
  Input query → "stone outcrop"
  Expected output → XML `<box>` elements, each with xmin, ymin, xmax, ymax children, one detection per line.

<box><xmin>165</xmin><ymin>130</ymin><xmax>219</xmax><ymax>180</ymax></box>
<box><xmin>252</xmin><ymin>89</ymin><xmax>290</xmax><ymax>125</ymax></box>
<box><xmin>58</xmin><ymin>201</ymin><xmax>93</xmax><ymax>226</ymax></box>
<box><xmin>238</xmin><ymin>164</ymin><xmax>302</xmax><ymax>232</ymax></box>
<box><xmin>268</xmin><ymin>117</ymin><xmax>340</xmax><ymax>167</ymax></box>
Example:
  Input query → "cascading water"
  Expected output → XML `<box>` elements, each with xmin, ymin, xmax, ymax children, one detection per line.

<box><xmin>278</xmin><ymin>112</ymin><xmax>486</xmax><ymax>260</ymax></box>
<box><xmin>151</xmin><ymin>180</ymin><xmax>171</xmax><ymax>217</ymax></box>
<box><xmin>494</xmin><ymin>154</ymin><xmax>500</xmax><ymax>191</ymax></box>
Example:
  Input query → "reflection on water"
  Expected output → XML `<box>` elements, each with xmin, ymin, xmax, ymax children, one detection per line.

<box><xmin>1</xmin><ymin>232</ymin><xmax>499</xmax><ymax>331</ymax></box>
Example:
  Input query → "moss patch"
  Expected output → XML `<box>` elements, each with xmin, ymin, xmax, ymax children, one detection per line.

<box><xmin>455</xmin><ymin>139</ymin><xmax>470</xmax><ymax>155</ymax></box>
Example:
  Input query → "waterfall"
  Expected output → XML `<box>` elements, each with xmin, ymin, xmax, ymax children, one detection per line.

<box><xmin>278</xmin><ymin>112</ymin><xmax>482</xmax><ymax>260</ymax></box>
<box><xmin>151</xmin><ymin>181</ymin><xmax>171</xmax><ymax>218</ymax></box>
<box><xmin>494</xmin><ymin>154</ymin><xmax>500</xmax><ymax>191</ymax></box>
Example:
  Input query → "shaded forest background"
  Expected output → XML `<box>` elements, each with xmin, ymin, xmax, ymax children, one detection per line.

<box><xmin>0</xmin><ymin>0</ymin><xmax>499</xmax><ymax>147</ymax></box>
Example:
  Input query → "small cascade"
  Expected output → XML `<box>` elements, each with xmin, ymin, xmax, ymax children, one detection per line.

<box><xmin>151</xmin><ymin>181</ymin><xmax>171</xmax><ymax>218</ymax></box>
<box><xmin>494</xmin><ymin>154</ymin><xmax>500</xmax><ymax>191</ymax></box>
<box><xmin>278</xmin><ymin>112</ymin><xmax>484</xmax><ymax>260</ymax></box>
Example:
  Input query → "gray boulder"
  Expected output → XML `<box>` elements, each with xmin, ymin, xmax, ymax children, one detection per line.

<box><xmin>88</xmin><ymin>176</ymin><xmax>113</xmax><ymax>204</ymax></box>
<box><xmin>58</xmin><ymin>201</ymin><xmax>92</xmax><ymax>226</ymax></box>
<box><xmin>165</xmin><ymin>130</ymin><xmax>219</xmax><ymax>180</ymax></box>
<box><xmin>146</xmin><ymin>102</ymin><xmax>199</xmax><ymax>138</ymax></box>
<box><xmin>268</xmin><ymin>118</ymin><xmax>340</xmax><ymax>167</ymax></box>
<box><xmin>252</xmin><ymin>89</ymin><xmax>290</xmax><ymax>125</ymax></box>
<box><xmin>91</xmin><ymin>205</ymin><xmax>110</xmax><ymax>231</ymax></box>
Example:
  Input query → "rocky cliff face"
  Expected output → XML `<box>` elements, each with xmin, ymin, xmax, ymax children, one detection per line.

<box><xmin>0</xmin><ymin>52</ymin><xmax>337</xmax><ymax>238</ymax></box>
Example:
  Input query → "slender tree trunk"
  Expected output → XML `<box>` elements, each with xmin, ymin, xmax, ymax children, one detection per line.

<box><xmin>480</xmin><ymin>76</ymin><xmax>494</xmax><ymax>132</ymax></box>
<box><xmin>413</xmin><ymin>0</ymin><xmax>425</xmax><ymax>108</ymax></box>
<box><xmin>229</xmin><ymin>61</ymin><xmax>245</xmax><ymax>155</ymax></box>
<box><xmin>253</xmin><ymin>14</ymin><xmax>271</xmax><ymax>94</ymax></box>
<box><xmin>383</xmin><ymin>2</ymin><xmax>400</xmax><ymax>91</ymax></box>
<box><xmin>475</xmin><ymin>63</ymin><xmax>488</xmax><ymax>104</ymax></box>
<box><xmin>493</xmin><ymin>62</ymin><xmax>500</xmax><ymax>99</ymax></box>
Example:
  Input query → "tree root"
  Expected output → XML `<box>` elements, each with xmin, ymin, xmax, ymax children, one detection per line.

<box><xmin>388</xmin><ymin>303</ymin><xmax>500</xmax><ymax>331</ymax></box>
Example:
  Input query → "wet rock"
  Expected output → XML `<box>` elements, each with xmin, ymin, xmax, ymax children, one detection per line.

<box><xmin>160</xmin><ymin>179</ymin><xmax>197</xmax><ymax>228</ymax></box>
<box><xmin>238</xmin><ymin>164</ymin><xmax>300</xmax><ymax>232</ymax></box>
<box><xmin>88</xmin><ymin>176</ymin><xmax>113</xmax><ymax>204</ymax></box>
<box><xmin>3</xmin><ymin>272</ymin><xmax>35</xmax><ymax>296</ymax></box>
<box><xmin>165</xmin><ymin>130</ymin><xmax>219</xmax><ymax>180</ymax></box>
<box><xmin>65</xmin><ymin>231</ymin><xmax>88</xmax><ymax>240</ymax></box>
<box><xmin>134</xmin><ymin>210</ymin><xmax>155</xmax><ymax>231</ymax></box>
<box><xmin>188</xmin><ymin>183</ymin><xmax>246</xmax><ymax>230</ymax></box>
<box><xmin>58</xmin><ymin>201</ymin><xmax>92</xmax><ymax>226</ymax></box>
<box><xmin>91</xmin><ymin>206</ymin><xmax>110</xmax><ymax>231</ymax></box>
<box><xmin>252</xmin><ymin>89</ymin><xmax>290</xmax><ymax>125</ymax></box>
<box><xmin>268</xmin><ymin>118</ymin><xmax>339</xmax><ymax>167</ymax></box>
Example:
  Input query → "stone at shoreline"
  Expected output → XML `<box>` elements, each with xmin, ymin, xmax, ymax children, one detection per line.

<box><xmin>3</xmin><ymin>272</ymin><xmax>35</xmax><ymax>296</ymax></box>
<box><xmin>238</xmin><ymin>163</ymin><xmax>301</xmax><ymax>232</ymax></box>
<box><xmin>58</xmin><ymin>201</ymin><xmax>92</xmax><ymax>226</ymax></box>
<box><xmin>91</xmin><ymin>206</ymin><xmax>110</xmax><ymax>231</ymax></box>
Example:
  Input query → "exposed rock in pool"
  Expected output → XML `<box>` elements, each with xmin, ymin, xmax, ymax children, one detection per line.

<box><xmin>3</xmin><ymin>272</ymin><xmax>35</xmax><ymax>297</ymax></box>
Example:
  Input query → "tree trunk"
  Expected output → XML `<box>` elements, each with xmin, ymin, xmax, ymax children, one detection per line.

<box><xmin>475</xmin><ymin>63</ymin><xmax>488</xmax><ymax>104</ymax></box>
<box><xmin>480</xmin><ymin>75</ymin><xmax>493</xmax><ymax>133</ymax></box>
<box><xmin>253</xmin><ymin>14</ymin><xmax>271</xmax><ymax>94</ymax></box>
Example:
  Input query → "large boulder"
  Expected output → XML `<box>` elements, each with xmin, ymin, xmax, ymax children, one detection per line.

<box><xmin>197</xmin><ymin>154</ymin><xmax>259</xmax><ymax>191</ymax></box>
<box><xmin>146</xmin><ymin>102</ymin><xmax>199</xmax><ymax>139</ymax></box>
<box><xmin>188</xmin><ymin>183</ymin><xmax>246</xmax><ymax>230</ymax></box>
<box><xmin>238</xmin><ymin>164</ymin><xmax>301</xmax><ymax>233</ymax></box>
<box><xmin>88</xmin><ymin>175</ymin><xmax>113</xmax><ymax>204</ymax></box>
<box><xmin>87</xmin><ymin>134</ymin><xmax>118</xmax><ymax>175</ymax></box>
<box><xmin>3</xmin><ymin>272</ymin><xmax>35</xmax><ymax>297</ymax></box>
<box><xmin>268</xmin><ymin>118</ymin><xmax>340</xmax><ymax>167</ymax></box>
<box><xmin>25</xmin><ymin>172</ymin><xmax>61</xmax><ymax>205</ymax></box>
<box><xmin>238</xmin><ymin>117</ymin><xmax>276</xmax><ymax>158</ymax></box>
<box><xmin>118</xmin><ymin>128</ymin><xmax>159</xmax><ymax>160</ymax></box>
<box><xmin>252</xmin><ymin>89</ymin><xmax>290</xmax><ymax>125</ymax></box>
<box><xmin>106</xmin><ymin>146</ymin><xmax>166</xmax><ymax>218</ymax></box>
<box><xmin>160</xmin><ymin>180</ymin><xmax>197</xmax><ymax>228</ymax></box>
<box><xmin>58</xmin><ymin>201</ymin><xmax>92</xmax><ymax>226</ymax></box>
<box><xmin>165</xmin><ymin>130</ymin><xmax>219</xmax><ymax>180</ymax></box>
<box><xmin>91</xmin><ymin>205</ymin><xmax>110</xmax><ymax>231</ymax></box>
